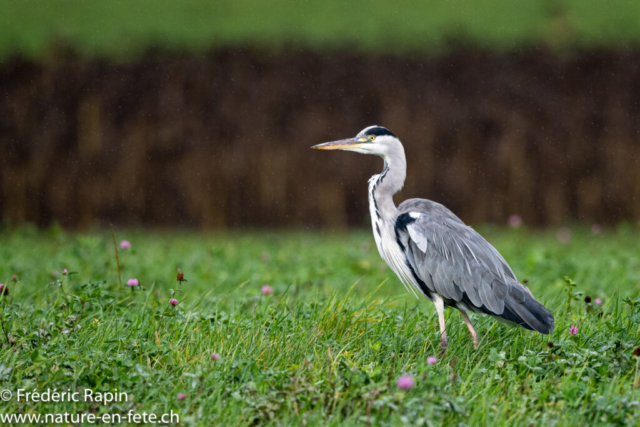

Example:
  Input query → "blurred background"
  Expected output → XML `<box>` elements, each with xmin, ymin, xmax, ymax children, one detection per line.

<box><xmin>2</xmin><ymin>0</ymin><xmax>640</xmax><ymax>229</ymax></box>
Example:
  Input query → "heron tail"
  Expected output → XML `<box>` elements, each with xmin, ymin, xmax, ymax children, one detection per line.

<box><xmin>501</xmin><ymin>292</ymin><xmax>555</xmax><ymax>335</ymax></box>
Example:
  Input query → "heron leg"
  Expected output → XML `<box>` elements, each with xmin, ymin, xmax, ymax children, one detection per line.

<box><xmin>433</xmin><ymin>295</ymin><xmax>448</xmax><ymax>352</ymax></box>
<box><xmin>460</xmin><ymin>311</ymin><xmax>480</xmax><ymax>349</ymax></box>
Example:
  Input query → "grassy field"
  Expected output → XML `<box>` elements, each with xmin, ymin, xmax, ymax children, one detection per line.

<box><xmin>1</xmin><ymin>225</ymin><xmax>640</xmax><ymax>425</ymax></box>
<box><xmin>1</xmin><ymin>0</ymin><xmax>640</xmax><ymax>58</ymax></box>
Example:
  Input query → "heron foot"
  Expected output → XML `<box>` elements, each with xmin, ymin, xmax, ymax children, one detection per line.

<box><xmin>473</xmin><ymin>336</ymin><xmax>480</xmax><ymax>350</ymax></box>
<box><xmin>439</xmin><ymin>334</ymin><xmax>448</xmax><ymax>356</ymax></box>
<box><xmin>460</xmin><ymin>310</ymin><xmax>480</xmax><ymax>350</ymax></box>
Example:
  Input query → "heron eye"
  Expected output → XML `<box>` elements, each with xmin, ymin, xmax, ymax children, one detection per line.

<box><xmin>368</xmin><ymin>135</ymin><xmax>376</xmax><ymax>141</ymax></box>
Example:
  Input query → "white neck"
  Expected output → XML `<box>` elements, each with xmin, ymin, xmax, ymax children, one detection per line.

<box><xmin>368</xmin><ymin>144</ymin><xmax>407</xmax><ymax>224</ymax></box>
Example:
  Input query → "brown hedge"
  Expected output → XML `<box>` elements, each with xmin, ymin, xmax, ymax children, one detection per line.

<box><xmin>2</xmin><ymin>48</ymin><xmax>640</xmax><ymax>228</ymax></box>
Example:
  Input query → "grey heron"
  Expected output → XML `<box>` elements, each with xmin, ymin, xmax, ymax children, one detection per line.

<box><xmin>312</xmin><ymin>126</ymin><xmax>554</xmax><ymax>350</ymax></box>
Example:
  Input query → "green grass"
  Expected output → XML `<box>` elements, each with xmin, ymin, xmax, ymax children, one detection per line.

<box><xmin>1</xmin><ymin>225</ymin><xmax>640</xmax><ymax>425</ymax></box>
<box><xmin>2</xmin><ymin>0</ymin><xmax>640</xmax><ymax>59</ymax></box>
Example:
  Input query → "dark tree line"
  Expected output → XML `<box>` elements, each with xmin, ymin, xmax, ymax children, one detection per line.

<box><xmin>2</xmin><ymin>48</ymin><xmax>640</xmax><ymax>228</ymax></box>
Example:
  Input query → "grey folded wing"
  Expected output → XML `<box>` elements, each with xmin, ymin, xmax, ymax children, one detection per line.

<box><xmin>395</xmin><ymin>199</ymin><xmax>554</xmax><ymax>334</ymax></box>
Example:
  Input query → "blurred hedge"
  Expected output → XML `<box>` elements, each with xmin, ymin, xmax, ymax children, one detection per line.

<box><xmin>2</xmin><ymin>48</ymin><xmax>640</xmax><ymax>229</ymax></box>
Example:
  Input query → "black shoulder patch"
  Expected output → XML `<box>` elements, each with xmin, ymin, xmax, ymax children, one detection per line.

<box><xmin>363</xmin><ymin>126</ymin><xmax>395</xmax><ymax>137</ymax></box>
<box><xmin>394</xmin><ymin>213</ymin><xmax>417</xmax><ymax>252</ymax></box>
<box><xmin>395</xmin><ymin>212</ymin><xmax>417</xmax><ymax>234</ymax></box>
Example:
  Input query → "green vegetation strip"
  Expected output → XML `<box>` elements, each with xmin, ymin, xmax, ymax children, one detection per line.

<box><xmin>1</xmin><ymin>0</ymin><xmax>640</xmax><ymax>59</ymax></box>
<box><xmin>0</xmin><ymin>226</ymin><xmax>640</xmax><ymax>424</ymax></box>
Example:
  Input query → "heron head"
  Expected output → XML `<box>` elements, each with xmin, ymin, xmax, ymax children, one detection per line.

<box><xmin>311</xmin><ymin>126</ymin><xmax>400</xmax><ymax>157</ymax></box>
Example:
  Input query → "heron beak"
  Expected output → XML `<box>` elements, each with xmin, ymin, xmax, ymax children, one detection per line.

<box><xmin>311</xmin><ymin>138</ymin><xmax>363</xmax><ymax>150</ymax></box>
